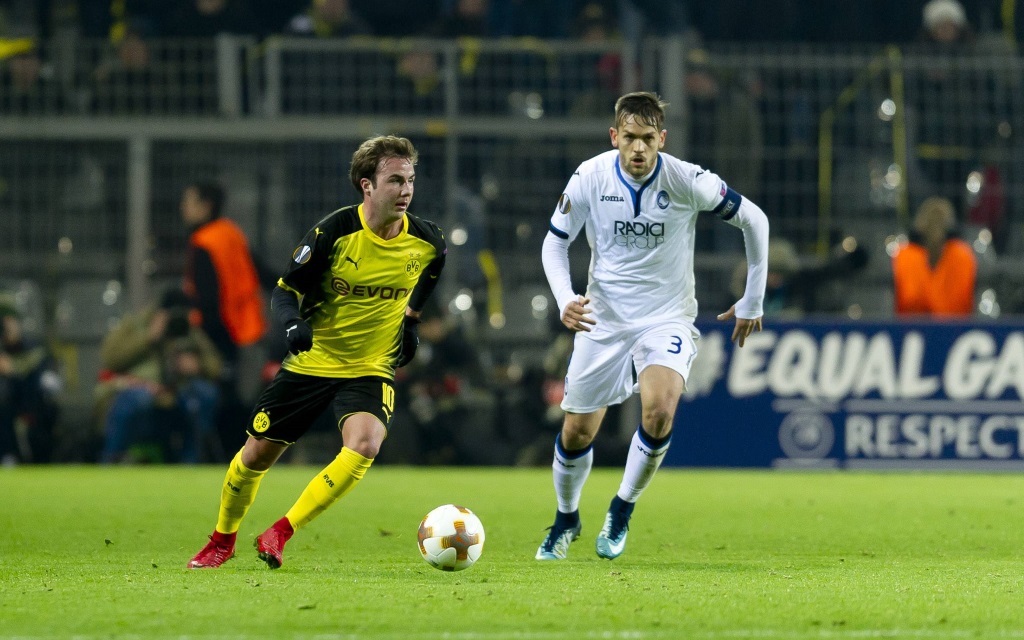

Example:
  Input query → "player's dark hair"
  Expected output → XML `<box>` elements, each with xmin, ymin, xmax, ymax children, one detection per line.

<box><xmin>188</xmin><ymin>181</ymin><xmax>225</xmax><ymax>220</ymax></box>
<box><xmin>614</xmin><ymin>91</ymin><xmax>667</xmax><ymax>130</ymax></box>
<box><xmin>349</xmin><ymin>135</ymin><xmax>419</xmax><ymax>194</ymax></box>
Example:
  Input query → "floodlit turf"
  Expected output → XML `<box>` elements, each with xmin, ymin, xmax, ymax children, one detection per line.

<box><xmin>2</xmin><ymin>466</ymin><xmax>1024</xmax><ymax>639</ymax></box>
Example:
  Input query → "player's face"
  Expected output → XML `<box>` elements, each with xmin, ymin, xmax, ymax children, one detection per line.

<box><xmin>365</xmin><ymin>156</ymin><xmax>415</xmax><ymax>216</ymax></box>
<box><xmin>610</xmin><ymin>115</ymin><xmax>666</xmax><ymax>179</ymax></box>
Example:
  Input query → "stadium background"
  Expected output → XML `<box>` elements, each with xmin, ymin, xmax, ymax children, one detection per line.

<box><xmin>2</xmin><ymin>0</ymin><xmax>1023</xmax><ymax>466</ymax></box>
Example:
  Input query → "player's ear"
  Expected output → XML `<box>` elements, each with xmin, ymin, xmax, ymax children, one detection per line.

<box><xmin>360</xmin><ymin>177</ymin><xmax>373</xmax><ymax>196</ymax></box>
<box><xmin>609</xmin><ymin>126</ymin><xmax>618</xmax><ymax>148</ymax></box>
<box><xmin>659</xmin><ymin>129</ymin><xmax>667</xmax><ymax>148</ymax></box>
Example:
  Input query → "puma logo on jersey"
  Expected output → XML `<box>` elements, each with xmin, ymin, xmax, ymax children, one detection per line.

<box><xmin>345</xmin><ymin>256</ymin><xmax>362</xmax><ymax>269</ymax></box>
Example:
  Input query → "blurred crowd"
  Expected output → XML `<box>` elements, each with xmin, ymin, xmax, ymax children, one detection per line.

<box><xmin>2</xmin><ymin>0</ymin><xmax>1023</xmax><ymax>466</ymax></box>
<box><xmin>4</xmin><ymin>0</ymin><xmax>1013</xmax><ymax>46</ymax></box>
<box><xmin>0</xmin><ymin>0</ymin><xmax>1019</xmax><ymax>83</ymax></box>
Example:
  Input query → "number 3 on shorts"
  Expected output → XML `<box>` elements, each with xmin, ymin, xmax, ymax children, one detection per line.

<box><xmin>667</xmin><ymin>335</ymin><xmax>683</xmax><ymax>354</ymax></box>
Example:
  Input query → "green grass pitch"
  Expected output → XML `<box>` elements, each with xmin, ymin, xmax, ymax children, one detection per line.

<box><xmin>2</xmin><ymin>465</ymin><xmax>1024</xmax><ymax>639</ymax></box>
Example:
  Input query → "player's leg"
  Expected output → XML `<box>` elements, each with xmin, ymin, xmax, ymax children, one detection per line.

<box><xmin>257</xmin><ymin>377</ymin><xmax>391</xmax><ymax>568</ymax></box>
<box><xmin>187</xmin><ymin>436</ymin><xmax>287</xmax><ymax>569</ymax></box>
<box><xmin>189</xmin><ymin>370</ymin><xmax>333</xmax><ymax>569</ymax></box>
<box><xmin>536</xmin><ymin>409</ymin><xmax>604</xmax><ymax>560</ymax></box>
<box><xmin>537</xmin><ymin>330</ymin><xmax>634</xmax><ymax>560</ymax></box>
<box><xmin>597</xmin><ymin>324</ymin><xmax>694</xmax><ymax>559</ymax></box>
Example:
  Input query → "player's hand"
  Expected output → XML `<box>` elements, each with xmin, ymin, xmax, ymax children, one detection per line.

<box><xmin>396</xmin><ymin>316</ymin><xmax>421</xmax><ymax>367</ymax></box>
<box><xmin>284</xmin><ymin>319</ymin><xmax>314</xmax><ymax>355</ymax></box>
<box><xmin>561</xmin><ymin>296</ymin><xmax>596</xmax><ymax>332</ymax></box>
<box><xmin>717</xmin><ymin>305</ymin><xmax>762</xmax><ymax>348</ymax></box>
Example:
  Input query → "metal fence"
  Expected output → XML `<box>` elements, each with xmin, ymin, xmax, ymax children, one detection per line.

<box><xmin>2</xmin><ymin>37</ymin><xmax>1024</xmax><ymax>335</ymax></box>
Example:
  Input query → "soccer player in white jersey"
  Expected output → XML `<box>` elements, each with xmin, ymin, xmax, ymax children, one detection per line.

<box><xmin>537</xmin><ymin>91</ymin><xmax>769</xmax><ymax>560</ymax></box>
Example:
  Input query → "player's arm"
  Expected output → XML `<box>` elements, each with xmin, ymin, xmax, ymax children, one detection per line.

<box><xmin>274</xmin><ymin>222</ymin><xmax>334</xmax><ymax>354</ymax></box>
<box><xmin>543</xmin><ymin>169</ymin><xmax>595</xmax><ymax>332</ymax></box>
<box><xmin>694</xmin><ymin>172</ymin><xmax>768</xmax><ymax>346</ymax></box>
<box><xmin>717</xmin><ymin>192</ymin><xmax>768</xmax><ymax>346</ymax></box>
<box><xmin>398</xmin><ymin>232</ymin><xmax>447</xmax><ymax>367</ymax></box>
<box><xmin>541</xmin><ymin>233</ymin><xmax>594</xmax><ymax>332</ymax></box>
<box><xmin>407</xmin><ymin>243</ymin><xmax>446</xmax><ymax>317</ymax></box>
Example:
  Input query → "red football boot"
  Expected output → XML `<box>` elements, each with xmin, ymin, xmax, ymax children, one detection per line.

<box><xmin>187</xmin><ymin>531</ymin><xmax>236</xmax><ymax>569</ymax></box>
<box><xmin>255</xmin><ymin>517</ymin><xmax>294</xmax><ymax>569</ymax></box>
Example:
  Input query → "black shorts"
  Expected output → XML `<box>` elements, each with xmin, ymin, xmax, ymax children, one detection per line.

<box><xmin>246</xmin><ymin>369</ymin><xmax>396</xmax><ymax>445</ymax></box>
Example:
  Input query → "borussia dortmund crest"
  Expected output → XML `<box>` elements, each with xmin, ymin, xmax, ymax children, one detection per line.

<box><xmin>252</xmin><ymin>411</ymin><xmax>270</xmax><ymax>433</ymax></box>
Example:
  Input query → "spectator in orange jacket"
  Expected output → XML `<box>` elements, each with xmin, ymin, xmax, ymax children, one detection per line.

<box><xmin>892</xmin><ymin>196</ymin><xmax>976</xmax><ymax>317</ymax></box>
<box><xmin>181</xmin><ymin>181</ymin><xmax>270</xmax><ymax>456</ymax></box>
<box><xmin>181</xmin><ymin>181</ymin><xmax>268</xmax><ymax>366</ymax></box>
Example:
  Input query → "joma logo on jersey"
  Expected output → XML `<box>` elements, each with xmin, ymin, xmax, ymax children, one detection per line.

<box><xmin>613</xmin><ymin>220</ymin><xmax>665</xmax><ymax>249</ymax></box>
<box><xmin>331</xmin><ymin>278</ymin><xmax>411</xmax><ymax>300</ymax></box>
<box><xmin>600</xmin><ymin>195</ymin><xmax>625</xmax><ymax>202</ymax></box>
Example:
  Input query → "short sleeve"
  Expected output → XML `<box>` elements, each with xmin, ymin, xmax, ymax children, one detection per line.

<box><xmin>691</xmin><ymin>168</ymin><xmax>726</xmax><ymax>213</ymax></box>
<box><xmin>548</xmin><ymin>167</ymin><xmax>590</xmax><ymax>242</ymax></box>
<box><xmin>280</xmin><ymin>224</ymin><xmax>333</xmax><ymax>295</ymax></box>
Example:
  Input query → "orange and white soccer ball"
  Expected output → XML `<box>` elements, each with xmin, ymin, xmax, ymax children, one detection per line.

<box><xmin>417</xmin><ymin>504</ymin><xmax>485</xmax><ymax>571</ymax></box>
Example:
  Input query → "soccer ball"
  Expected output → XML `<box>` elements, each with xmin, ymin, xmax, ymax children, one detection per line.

<box><xmin>417</xmin><ymin>504</ymin><xmax>485</xmax><ymax>572</ymax></box>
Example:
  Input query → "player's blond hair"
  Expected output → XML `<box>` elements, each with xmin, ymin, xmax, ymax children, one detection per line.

<box><xmin>614</xmin><ymin>92</ymin><xmax>668</xmax><ymax>130</ymax></box>
<box><xmin>349</xmin><ymin>135</ymin><xmax>418</xmax><ymax>193</ymax></box>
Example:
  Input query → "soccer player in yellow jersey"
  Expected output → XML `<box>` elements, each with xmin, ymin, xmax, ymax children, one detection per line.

<box><xmin>188</xmin><ymin>135</ymin><xmax>446</xmax><ymax>569</ymax></box>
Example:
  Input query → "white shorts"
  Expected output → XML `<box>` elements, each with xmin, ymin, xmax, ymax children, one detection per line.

<box><xmin>560</xmin><ymin>320</ymin><xmax>700</xmax><ymax>414</ymax></box>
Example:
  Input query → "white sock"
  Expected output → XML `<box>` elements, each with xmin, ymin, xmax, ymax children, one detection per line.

<box><xmin>617</xmin><ymin>427</ymin><xmax>671</xmax><ymax>503</ymax></box>
<box><xmin>552</xmin><ymin>436</ymin><xmax>593</xmax><ymax>514</ymax></box>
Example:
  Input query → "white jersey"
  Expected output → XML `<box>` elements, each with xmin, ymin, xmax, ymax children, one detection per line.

<box><xmin>546</xmin><ymin>150</ymin><xmax>766</xmax><ymax>333</ymax></box>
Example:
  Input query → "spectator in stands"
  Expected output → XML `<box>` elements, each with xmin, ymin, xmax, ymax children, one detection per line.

<box><xmin>892</xmin><ymin>196</ymin><xmax>976</xmax><ymax>317</ymax></box>
<box><xmin>181</xmin><ymin>181</ymin><xmax>269</xmax><ymax>454</ymax></box>
<box><xmin>729</xmin><ymin>236</ymin><xmax>868</xmax><ymax>318</ymax></box>
<box><xmin>96</xmin><ymin>289</ymin><xmax>222</xmax><ymax>463</ymax></box>
<box><xmin>685</xmin><ymin>47</ymin><xmax>763</xmax><ymax>200</ymax></box>
<box><xmin>286</xmin><ymin>0</ymin><xmax>372</xmax><ymax>38</ymax></box>
<box><xmin>0</xmin><ymin>39</ymin><xmax>46</xmax><ymax>113</ymax></box>
<box><xmin>394</xmin><ymin>46</ymin><xmax>445</xmax><ymax>114</ymax></box>
<box><xmin>349</xmin><ymin>0</ymin><xmax>440</xmax><ymax>37</ymax></box>
<box><xmin>0</xmin><ymin>294</ymin><xmax>61</xmax><ymax>465</ymax></box>
<box><xmin>487</xmin><ymin>0</ymin><xmax>573</xmax><ymax>38</ymax></box>
<box><xmin>918</xmin><ymin>0</ymin><xmax>974</xmax><ymax>48</ymax></box>
<box><xmin>618</xmin><ymin>0</ymin><xmax>690</xmax><ymax>47</ymax></box>
<box><xmin>429</xmin><ymin>0</ymin><xmax>490</xmax><ymax>37</ymax></box>
<box><xmin>394</xmin><ymin>298</ymin><xmax>491</xmax><ymax>464</ymax></box>
<box><xmin>566</xmin><ymin>2</ymin><xmax>622</xmax><ymax>136</ymax></box>
<box><xmin>163</xmin><ymin>0</ymin><xmax>259</xmax><ymax>38</ymax></box>
<box><xmin>87</xmin><ymin>5</ymin><xmax>159</xmax><ymax>115</ymax></box>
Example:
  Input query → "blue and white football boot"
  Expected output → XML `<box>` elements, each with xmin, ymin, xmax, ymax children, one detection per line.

<box><xmin>535</xmin><ymin>511</ymin><xmax>582</xmax><ymax>560</ymax></box>
<box><xmin>595</xmin><ymin>496</ymin><xmax>635</xmax><ymax>559</ymax></box>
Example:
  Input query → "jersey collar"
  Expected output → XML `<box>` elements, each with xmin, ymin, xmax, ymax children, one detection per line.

<box><xmin>614</xmin><ymin>153</ymin><xmax>663</xmax><ymax>218</ymax></box>
<box><xmin>358</xmin><ymin>203</ymin><xmax>409</xmax><ymax>245</ymax></box>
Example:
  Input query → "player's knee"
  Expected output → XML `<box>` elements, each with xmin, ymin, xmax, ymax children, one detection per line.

<box><xmin>641</xmin><ymin>406</ymin><xmax>675</xmax><ymax>434</ymax></box>
<box><xmin>561</xmin><ymin>422</ymin><xmax>597</xmax><ymax>450</ymax></box>
<box><xmin>345</xmin><ymin>439</ymin><xmax>380</xmax><ymax>459</ymax></box>
<box><xmin>242</xmin><ymin>438</ymin><xmax>287</xmax><ymax>471</ymax></box>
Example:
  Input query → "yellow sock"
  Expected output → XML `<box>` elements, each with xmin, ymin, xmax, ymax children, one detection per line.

<box><xmin>285</xmin><ymin>447</ymin><xmax>373</xmax><ymax>530</ymax></box>
<box><xmin>215</xmin><ymin>449</ymin><xmax>268</xmax><ymax>534</ymax></box>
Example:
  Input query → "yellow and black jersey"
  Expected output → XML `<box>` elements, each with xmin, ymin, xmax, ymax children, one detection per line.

<box><xmin>277</xmin><ymin>204</ymin><xmax>446</xmax><ymax>379</ymax></box>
